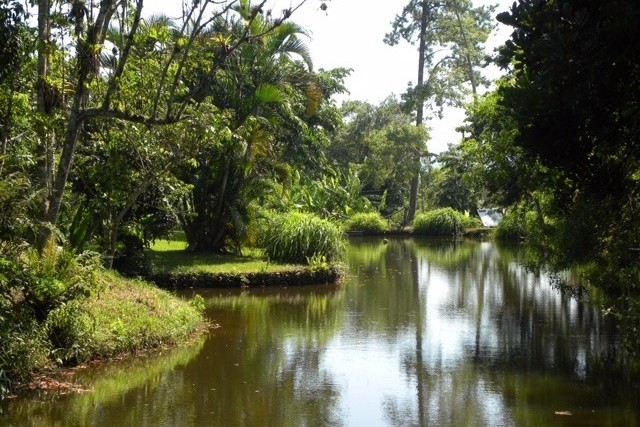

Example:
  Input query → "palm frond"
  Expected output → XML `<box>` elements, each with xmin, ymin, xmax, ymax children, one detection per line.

<box><xmin>254</xmin><ymin>83</ymin><xmax>287</xmax><ymax>105</ymax></box>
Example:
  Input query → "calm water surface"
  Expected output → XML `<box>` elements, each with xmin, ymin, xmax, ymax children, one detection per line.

<box><xmin>2</xmin><ymin>238</ymin><xmax>639</xmax><ymax>426</ymax></box>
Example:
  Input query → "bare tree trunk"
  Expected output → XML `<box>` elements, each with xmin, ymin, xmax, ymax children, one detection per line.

<box><xmin>407</xmin><ymin>0</ymin><xmax>430</xmax><ymax>225</ymax></box>
<box><xmin>44</xmin><ymin>0</ymin><xmax>120</xmax><ymax>230</ymax></box>
<box><xmin>36</xmin><ymin>0</ymin><xmax>52</xmax><ymax>222</ymax></box>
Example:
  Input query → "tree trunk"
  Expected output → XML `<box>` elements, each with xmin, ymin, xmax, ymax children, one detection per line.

<box><xmin>407</xmin><ymin>0</ymin><xmax>430</xmax><ymax>225</ymax></box>
<box><xmin>36</xmin><ymin>0</ymin><xmax>52</xmax><ymax>218</ymax></box>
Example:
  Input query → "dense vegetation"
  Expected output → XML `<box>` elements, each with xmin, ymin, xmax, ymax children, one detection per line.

<box><xmin>1</xmin><ymin>0</ymin><xmax>640</xmax><ymax>398</ymax></box>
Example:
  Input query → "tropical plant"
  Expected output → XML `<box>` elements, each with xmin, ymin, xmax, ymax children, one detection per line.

<box><xmin>343</xmin><ymin>212</ymin><xmax>391</xmax><ymax>233</ymax></box>
<box><xmin>0</xmin><ymin>172</ymin><xmax>37</xmax><ymax>256</ymax></box>
<box><xmin>31</xmin><ymin>0</ymin><xmax>306</xmax><ymax>248</ymax></box>
<box><xmin>413</xmin><ymin>208</ymin><xmax>466</xmax><ymax>236</ymax></box>
<box><xmin>175</xmin><ymin>8</ymin><xmax>331</xmax><ymax>252</ymax></box>
<box><xmin>280</xmin><ymin>168</ymin><xmax>373</xmax><ymax>219</ymax></box>
<box><xmin>260</xmin><ymin>212</ymin><xmax>345</xmax><ymax>264</ymax></box>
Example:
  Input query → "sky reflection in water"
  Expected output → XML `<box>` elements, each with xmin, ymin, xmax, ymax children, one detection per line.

<box><xmin>2</xmin><ymin>238</ymin><xmax>639</xmax><ymax>426</ymax></box>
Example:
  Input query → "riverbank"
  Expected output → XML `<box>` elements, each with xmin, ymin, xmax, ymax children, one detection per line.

<box><xmin>1</xmin><ymin>269</ymin><xmax>206</xmax><ymax>399</ymax></box>
<box><xmin>145</xmin><ymin>238</ymin><xmax>343</xmax><ymax>289</ymax></box>
<box><xmin>148</xmin><ymin>266</ymin><xmax>342</xmax><ymax>289</ymax></box>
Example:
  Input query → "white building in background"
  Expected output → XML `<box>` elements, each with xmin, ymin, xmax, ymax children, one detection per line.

<box><xmin>477</xmin><ymin>208</ymin><xmax>503</xmax><ymax>227</ymax></box>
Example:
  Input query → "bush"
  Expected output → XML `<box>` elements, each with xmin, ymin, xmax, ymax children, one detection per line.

<box><xmin>343</xmin><ymin>212</ymin><xmax>390</xmax><ymax>233</ymax></box>
<box><xmin>1</xmin><ymin>258</ymin><xmax>51</xmax><ymax>399</ymax></box>
<box><xmin>260</xmin><ymin>212</ymin><xmax>345</xmax><ymax>264</ymax></box>
<box><xmin>0</xmin><ymin>173</ymin><xmax>35</xmax><ymax>257</ymax></box>
<box><xmin>413</xmin><ymin>208</ymin><xmax>465</xmax><ymax>236</ymax></box>
<box><xmin>22</xmin><ymin>240</ymin><xmax>101</xmax><ymax>320</ymax></box>
<box><xmin>0</xmin><ymin>307</ymin><xmax>50</xmax><ymax>399</ymax></box>
<box><xmin>112</xmin><ymin>232</ymin><xmax>154</xmax><ymax>277</ymax></box>
<box><xmin>461</xmin><ymin>214</ymin><xmax>483</xmax><ymax>229</ymax></box>
<box><xmin>495</xmin><ymin>211</ymin><xmax>526</xmax><ymax>241</ymax></box>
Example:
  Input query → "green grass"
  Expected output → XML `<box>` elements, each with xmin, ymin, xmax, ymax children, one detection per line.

<box><xmin>47</xmin><ymin>271</ymin><xmax>206</xmax><ymax>364</ymax></box>
<box><xmin>343</xmin><ymin>212</ymin><xmax>391</xmax><ymax>233</ymax></box>
<box><xmin>150</xmin><ymin>249</ymin><xmax>303</xmax><ymax>274</ymax></box>
<box><xmin>149</xmin><ymin>233</ymin><xmax>302</xmax><ymax>274</ymax></box>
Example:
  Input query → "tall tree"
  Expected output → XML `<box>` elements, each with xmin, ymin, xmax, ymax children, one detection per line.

<box><xmin>496</xmin><ymin>0</ymin><xmax>640</xmax><ymax>268</ymax></box>
<box><xmin>0</xmin><ymin>0</ymin><xmax>32</xmax><ymax>176</ymax></box>
<box><xmin>175</xmin><ymin>7</ymin><xmax>326</xmax><ymax>252</ymax></box>
<box><xmin>33</xmin><ymin>0</ymin><xmax>308</xmax><ymax>246</ymax></box>
<box><xmin>385</xmin><ymin>0</ymin><xmax>495</xmax><ymax>223</ymax></box>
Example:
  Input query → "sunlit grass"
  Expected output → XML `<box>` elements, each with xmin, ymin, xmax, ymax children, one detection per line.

<box><xmin>46</xmin><ymin>271</ymin><xmax>206</xmax><ymax>363</ymax></box>
<box><xmin>149</xmin><ymin>232</ymin><xmax>303</xmax><ymax>274</ymax></box>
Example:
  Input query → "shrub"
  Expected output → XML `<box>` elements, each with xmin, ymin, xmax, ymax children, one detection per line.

<box><xmin>1</xmin><ymin>258</ymin><xmax>51</xmax><ymax>398</ymax></box>
<box><xmin>0</xmin><ymin>173</ymin><xmax>35</xmax><ymax>257</ymax></box>
<box><xmin>343</xmin><ymin>212</ymin><xmax>390</xmax><ymax>233</ymax></box>
<box><xmin>112</xmin><ymin>232</ymin><xmax>154</xmax><ymax>277</ymax></box>
<box><xmin>461</xmin><ymin>214</ymin><xmax>483</xmax><ymax>229</ymax></box>
<box><xmin>260</xmin><ymin>212</ymin><xmax>345</xmax><ymax>264</ymax></box>
<box><xmin>22</xmin><ymin>240</ymin><xmax>101</xmax><ymax>320</ymax></box>
<box><xmin>495</xmin><ymin>211</ymin><xmax>526</xmax><ymax>241</ymax></box>
<box><xmin>413</xmin><ymin>208</ymin><xmax>465</xmax><ymax>236</ymax></box>
<box><xmin>0</xmin><ymin>306</ymin><xmax>50</xmax><ymax>399</ymax></box>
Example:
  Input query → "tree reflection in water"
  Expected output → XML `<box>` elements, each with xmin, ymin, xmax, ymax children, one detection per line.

<box><xmin>2</xmin><ymin>238</ymin><xmax>639</xmax><ymax>426</ymax></box>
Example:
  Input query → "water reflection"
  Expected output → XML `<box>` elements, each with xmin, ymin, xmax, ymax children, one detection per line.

<box><xmin>2</xmin><ymin>238</ymin><xmax>639</xmax><ymax>426</ymax></box>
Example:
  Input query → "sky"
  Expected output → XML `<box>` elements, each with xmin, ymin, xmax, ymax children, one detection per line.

<box><xmin>150</xmin><ymin>0</ymin><xmax>515</xmax><ymax>153</ymax></box>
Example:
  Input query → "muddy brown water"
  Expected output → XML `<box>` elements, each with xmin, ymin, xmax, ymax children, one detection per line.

<box><xmin>2</xmin><ymin>237</ymin><xmax>639</xmax><ymax>426</ymax></box>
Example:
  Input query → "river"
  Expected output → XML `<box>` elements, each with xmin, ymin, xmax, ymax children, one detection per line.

<box><xmin>1</xmin><ymin>237</ymin><xmax>639</xmax><ymax>426</ymax></box>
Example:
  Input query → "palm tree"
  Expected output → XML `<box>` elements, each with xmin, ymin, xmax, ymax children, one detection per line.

<box><xmin>176</xmin><ymin>7</ymin><xmax>321</xmax><ymax>252</ymax></box>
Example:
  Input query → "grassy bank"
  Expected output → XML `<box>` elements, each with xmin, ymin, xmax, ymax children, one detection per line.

<box><xmin>1</xmin><ymin>263</ymin><xmax>206</xmax><ymax>399</ymax></box>
<box><xmin>47</xmin><ymin>271</ymin><xmax>206</xmax><ymax>363</ymax></box>
<box><xmin>150</xmin><ymin>240</ymin><xmax>301</xmax><ymax>275</ymax></box>
<box><xmin>147</xmin><ymin>230</ymin><xmax>342</xmax><ymax>288</ymax></box>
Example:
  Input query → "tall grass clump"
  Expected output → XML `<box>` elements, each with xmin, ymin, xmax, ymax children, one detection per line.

<box><xmin>413</xmin><ymin>208</ymin><xmax>465</xmax><ymax>236</ymax></box>
<box><xmin>261</xmin><ymin>212</ymin><xmax>345</xmax><ymax>264</ymax></box>
<box><xmin>343</xmin><ymin>212</ymin><xmax>390</xmax><ymax>233</ymax></box>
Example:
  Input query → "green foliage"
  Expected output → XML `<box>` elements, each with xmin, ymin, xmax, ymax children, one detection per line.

<box><xmin>0</xmin><ymin>172</ymin><xmax>36</xmax><ymax>256</ymax></box>
<box><xmin>0</xmin><ymin>307</ymin><xmax>50</xmax><ymax>399</ymax></box>
<box><xmin>189</xmin><ymin>294</ymin><xmax>206</xmax><ymax>313</ymax></box>
<box><xmin>306</xmin><ymin>253</ymin><xmax>331</xmax><ymax>272</ymax></box>
<box><xmin>46</xmin><ymin>272</ymin><xmax>204</xmax><ymax>365</ymax></box>
<box><xmin>413</xmin><ymin>208</ymin><xmax>467</xmax><ymax>236</ymax></box>
<box><xmin>327</xmin><ymin>98</ymin><xmax>423</xmax><ymax>216</ymax></box>
<box><xmin>460</xmin><ymin>214</ymin><xmax>482</xmax><ymax>229</ymax></box>
<box><xmin>0</xmin><ymin>0</ymin><xmax>30</xmax><ymax>85</ymax></box>
<box><xmin>22</xmin><ymin>240</ymin><xmax>101</xmax><ymax>318</ymax></box>
<box><xmin>260</xmin><ymin>212</ymin><xmax>345</xmax><ymax>264</ymax></box>
<box><xmin>0</xmin><ymin>257</ymin><xmax>51</xmax><ymax>398</ymax></box>
<box><xmin>460</xmin><ymin>85</ymin><xmax>533</xmax><ymax>207</ymax></box>
<box><xmin>343</xmin><ymin>212</ymin><xmax>390</xmax><ymax>233</ymax></box>
<box><xmin>111</xmin><ymin>231</ymin><xmax>154</xmax><ymax>277</ymax></box>
<box><xmin>281</xmin><ymin>169</ymin><xmax>373</xmax><ymax>219</ymax></box>
<box><xmin>385</xmin><ymin>0</ymin><xmax>496</xmax><ymax>114</ymax></box>
<box><xmin>495</xmin><ymin>211</ymin><xmax>526</xmax><ymax>242</ymax></box>
<box><xmin>496</xmin><ymin>0</ymin><xmax>640</xmax><ymax>269</ymax></box>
